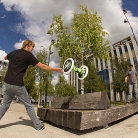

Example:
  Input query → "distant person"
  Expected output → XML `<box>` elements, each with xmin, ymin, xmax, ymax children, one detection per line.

<box><xmin>0</xmin><ymin>39</ymin><xmax>63</xmax><ymax>130</ymax></box>
<box><xmin>125</xmin><ymin>64</ymin><xmax>138</xmax><ymax>104</ymax></box>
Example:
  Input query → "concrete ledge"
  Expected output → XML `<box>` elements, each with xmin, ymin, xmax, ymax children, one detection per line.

<box><xmin>51</xmin><ymin>92</ymin><xmax>111</xmax><ymax>110</ymax></box>
<box><xmin>37</xmin><ymin>104</ymin><xmax>138</xmax><ymax>130</ymax></box>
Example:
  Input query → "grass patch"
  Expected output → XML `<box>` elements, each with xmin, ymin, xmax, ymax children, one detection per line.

<box><xmin>111</xmin><ymin>101</ymin><xmax>126</xmax><ymax>106</ymax></box>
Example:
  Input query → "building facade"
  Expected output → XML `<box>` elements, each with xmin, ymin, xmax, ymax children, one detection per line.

<box><xmin>68</xmin><ymin>35</ymin><xmax>138</xmax><ymax>101</ymax></box>
<box><xmin>94</xmin><ymin>35</ymin><xmax>138</xmax><ymax>101</ymax></box>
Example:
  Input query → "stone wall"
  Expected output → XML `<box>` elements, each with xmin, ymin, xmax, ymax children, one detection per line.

<box><xmin>51</xmin><ymin>92</ymin><xmax>111</xmax><ymax>110</ymax></box>
<box><xmin>37</xmin><ymin>104</ymin><xmax>138</xmax><ymax>130</ymax></box>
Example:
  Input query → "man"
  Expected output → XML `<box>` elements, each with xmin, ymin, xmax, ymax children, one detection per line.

<box><xmin>0</xmin><ymin>39</ymin><xmax>63</xmax><ymax>130</ymax></box>
<box><xmin>125</xmin><ymin>64</ymin><xmax>138</xmax><ymax>104</ymax></box>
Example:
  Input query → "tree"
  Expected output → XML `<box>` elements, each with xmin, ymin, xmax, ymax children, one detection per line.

<box><xmin>0</xmin><ymin>62</ymin><xmax>8</xmax><ymax>87</ymax></box>
<box><xmin>55</xmin><ymin>75</ymin><xmax>78</xmax><ymax>97</ymax></box>
<box><xmin>0</xmin><ymin>70</ymin><xmax>6</xmax><ymax>88</ymax></box>
<box><xmin>84</xmin><ymin>60</ymin><xmax>108</xmax><ymax>93</ymax></box>
<box><xmin>23</xmin><ymin>65</ymin><xmax>38</xmax><ymax>100</ymax></box>
<box><xmin>36</xmin><ymin>48</ymin><xmax>54</xmax><ymax>96</ymax></box>
<box><xmin>48</xmin><ymin>5</ymin><xmax>110</xmax><ymax>66</ymax></box>
<box><xmin>111</xmin><ymin>57</ymin><xmax>129</xmax><ymax>101</ymax></box>
<box><xmin>47</xmin><ymin>5</ymin><xmax>110</xmax><ymax>95</ymax></box>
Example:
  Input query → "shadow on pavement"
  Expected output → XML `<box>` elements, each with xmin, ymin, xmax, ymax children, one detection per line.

<box><xmin>0</xmin><ymin>116</ymin><xmax>33</xmax><ymax>129</ymax></box>
<box><xmin>43</xmin><ymin>120</ymin><xmax>103</xmax><ymax>135</ymax></box>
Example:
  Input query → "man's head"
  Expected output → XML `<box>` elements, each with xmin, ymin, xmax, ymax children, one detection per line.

<box><xmin>21</xmin><ymin>39</ymin><xmax>35</xmax><ymax>52</ymax></box>
<box><xmin>129</xmin><ymin>64</ymin><xmax>133</xmax><ymax>70</ymax></box>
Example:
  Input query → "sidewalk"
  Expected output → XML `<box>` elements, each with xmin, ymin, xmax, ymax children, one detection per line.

<box><xmin>0</xmin><ymin>102</ymin><xmax>138</xmax><ymax>138</ymax></box>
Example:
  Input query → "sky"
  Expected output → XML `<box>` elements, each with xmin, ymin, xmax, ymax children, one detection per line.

<box><xmin>0</xmin><ymin>0</ymin><xmax>138</xmax><ymax>83</ymax></box>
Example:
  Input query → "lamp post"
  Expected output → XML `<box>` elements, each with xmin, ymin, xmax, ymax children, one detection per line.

<box><xmin>45</xmin><ymin>33</ymin><xmax>54</xmax><ymax>105</ymax></box>
<box><xmin>123</xmin><ymin>9</ymin><xmax>138</xmax><ymax>46</ymax></box>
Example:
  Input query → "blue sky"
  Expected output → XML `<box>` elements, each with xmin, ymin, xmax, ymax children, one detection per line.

<box><xmin>0</xmin><ymin>0</ymin><xmax>138</xmax><ymax>84</ymax></box>
<box><xmin>0</xmin><ymin>4</ymin><xmax>26</xmax><ymax>53</ymax></box>
<box><xmin>122</xmin><ymin>0</ymin><xmax>138</xmax><ymax>16</ymax></box>
<box><xmin>0</xmin><ymin>0</ymin><xmax>138</xmax><ymax>55</ymax></box>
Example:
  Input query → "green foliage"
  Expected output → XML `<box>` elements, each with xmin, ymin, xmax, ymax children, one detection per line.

<box><xmin>111</xmin><ymin>57</ymin><xmax>129</xmax><ymax>101</ymax></box>
<box><xmin>84</xmin><ymin>60</ymin><xmax>108</xmax><ymax>93</ymax></box>
<box><xmin>24</xmin><ymin>47</ymin><xmax>54</xmax><ymax>100</ymax></box>
<box><xmin>29</xmin><ymin>85</ymin><xmax>39</xmax><ymax>101</ymax></box>
<box><xmin>36</xmin><ymin>48</ymin><xmax>48</xmax><ymax>96</ymax></box>
<box><xmin>47</xmin><ymin>79</ymin><xmax>55</xmax><ymax>95</ymax></box>
<box><xmin>36</xmin><ymin>48</ymin><xmax>54</xmax><ymax>96</ymax></box>
<box><xmin>0</xmin><ymin>65</ymin><xmax>8</xmax><ymax>87</ymax></box>
<box><xmin>43</xmin><ymin>104</ymin><xmax>49</xmax><ymax>108</ymax></box>
<box><xmin>111</xmin><ymin>101</ymin><xmax>126</xmax><ymax>106</ymax></box>
<box><xmin>48</xmin><ymin>5</ymin><xmax>110</xmax><ymax>66</ymax></box>
<box><xmin>23</xmin><ymin>65</ymin><xmax>39</xmax><ymax>99</ymax></box>
<box><xmin>55</xmin><ymin>75</ymin><xmax>78</xmax><ymax>97</ymax></box>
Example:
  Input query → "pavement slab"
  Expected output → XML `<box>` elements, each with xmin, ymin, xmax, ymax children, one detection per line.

<box><xmin>0</xmin><ymin>103</ymin><xmax>138</xmax><ymax>138</ymax></box>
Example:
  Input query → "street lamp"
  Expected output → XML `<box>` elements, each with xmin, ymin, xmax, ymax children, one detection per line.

<box><xmin>123</xmin><ymin>9</ymin><xmax>138</xmax><ymax>46</ymax></box>
<box><xmin>45</xmin><ymin>33</ymin><xmax>54</xmax><ymax>105</ymax></box>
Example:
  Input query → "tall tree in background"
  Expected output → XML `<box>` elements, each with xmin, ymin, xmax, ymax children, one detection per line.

<box><xmin>84</xmin><ymin>60</ymin><xmax>108</xmax><ymax>93</ymax></box>
<box><xmin>36</xmin><ymin>48</ymin><xmax>54</xmax><ymax>96</ymax></box>
<box><xmin>0</xmin><ymin>62</ymin><xmax>8</xmax><ymax>87</ymax></box>
<box><xmin>23</xmin><ymin>48</ymin><xmax>54</xmax><ymax>101</ymax></box>
<box><xmin>47</xmin><ymin>5</ymin><xmax>110</xmax><ymax>96</ymax></box>
<box><xmin>23</xmin><ymin>65</ymin><xmax>38</xmax><ymax>100</ymax></box>
<box><xmin>111</xmin><ymin>57</ymin><xmax>129</xmax><ymax>101</ymax></box>
<box><xmin>48</xmin><ymin>5</ymin><xmax>110</xmax><ymax>66</ymax></box>
<box><xmin>55</xmin><ymin>75</ymin><xmax>78</xmax><ymax>97</ymax></box>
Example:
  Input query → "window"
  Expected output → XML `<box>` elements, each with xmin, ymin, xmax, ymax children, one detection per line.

<box><xmin>98</xmin><ymin>69</ymin><xmax>109</xmax><ymax>82</ymax></box>
<box><xmin>119</xmin><ymin>47</ymin><xmax>122</xmax><ymax>55</ymax></box>
<box><xmin>135</xmin><ymin>65</ymin><xmax>138</xmax><ymax>73</ymax></box>
<box><xmin>105</xmin><ymin>60</ymin><xmax>108</xmax><ymax>68</ymax></box>
<box><xmin>95</xmin><ymin>58</ymin><xmax>98</xmax><ymax>64</ymax></box>
<box><xmin>114</xmin><ymin>49</ymin><xmax>117</xmax><ymax>56</ymax></box>
<box><xmin>109</xmin><ymin>51</ymin><xmax>112</xmax><ymax>57</ymax></box>
<box><xmin>133</xmin><ymin>57</ymin><xmax>137</xmax><ymax>64</ymax></box>
<box><xmin>129</xmin><ymin>43</ymin><xmax>134</xmax><ymax>50</ymax></box>
<box><xmin>101</xmin><ymin>63</ymin><xmax>103</xmax><ymax>70</ymax></box>
<box><xmin>96</xmin><ymin>64</ymin><xmax>98</xmax><ymax>71</ymax></box>
<box><xmin>124</xmin><ymin>45</ymin><xmax>128</xmax><ymax>52</ymax></box>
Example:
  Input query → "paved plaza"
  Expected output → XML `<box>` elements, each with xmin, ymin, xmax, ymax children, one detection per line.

<box><xmin>0</xmin><ymin>102</ymin><xmax>138</xmax><ymax>138</ymax></box>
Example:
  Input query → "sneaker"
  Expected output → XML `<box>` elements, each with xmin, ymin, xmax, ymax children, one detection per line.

<box><xmin>37</xmin><ymin>124</ymin><xmax>45</xmax><ymax>130</ymax></box>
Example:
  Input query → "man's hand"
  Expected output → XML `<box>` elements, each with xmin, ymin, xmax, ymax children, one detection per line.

<box><xmin>55</xmin><ymin>68</ymin><xmax>63</xmax><ymax>73</ymax></box>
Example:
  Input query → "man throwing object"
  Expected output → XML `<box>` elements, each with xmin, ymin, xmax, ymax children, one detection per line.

<box><xmin>0</xmin><ymin>39</ymin><xmax>63</xmax><ymax>130</ymax></box>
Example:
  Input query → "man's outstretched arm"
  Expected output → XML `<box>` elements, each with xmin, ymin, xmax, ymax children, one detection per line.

<box><xmin>36</xmin><ymin>62</ymin><xmax>63</xmax><ymax>73</ymax></box>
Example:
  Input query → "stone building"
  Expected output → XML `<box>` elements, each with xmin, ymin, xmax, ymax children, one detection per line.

<box><xmin>68</xmin><ymin>35</ymin><xmax>138</xmax><ymax>101</ymax></box>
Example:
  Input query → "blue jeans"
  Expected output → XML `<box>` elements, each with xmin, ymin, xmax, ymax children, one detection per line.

<box><xmin>126</xmin><ymin>83</ymin><xmax>138</xmax><ymax>103</ymax></box>
<box><xmin>0</xmin><ymin>83</ymin><xmax>42</xmax><ymax>129</ymax></box>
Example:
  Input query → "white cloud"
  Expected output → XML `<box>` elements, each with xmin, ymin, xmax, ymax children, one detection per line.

<box><xmin>0</xmin><ymin>50</ymin><xmax>7</xmax><ymax>61</ymax></box>
<box><xmin>14</xmin><ymin>40</ymin><xmax>24</xmax><ymax>49</ymax></box>
<box><xmin>1</xmin><ymin>0</ymin><xmax>138</xmax><ymax>45</ymax></box>
<box><xmin>1</xmin><ymin>0</ymin><xmax>138</xmax><ymax>82</ymax></box>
